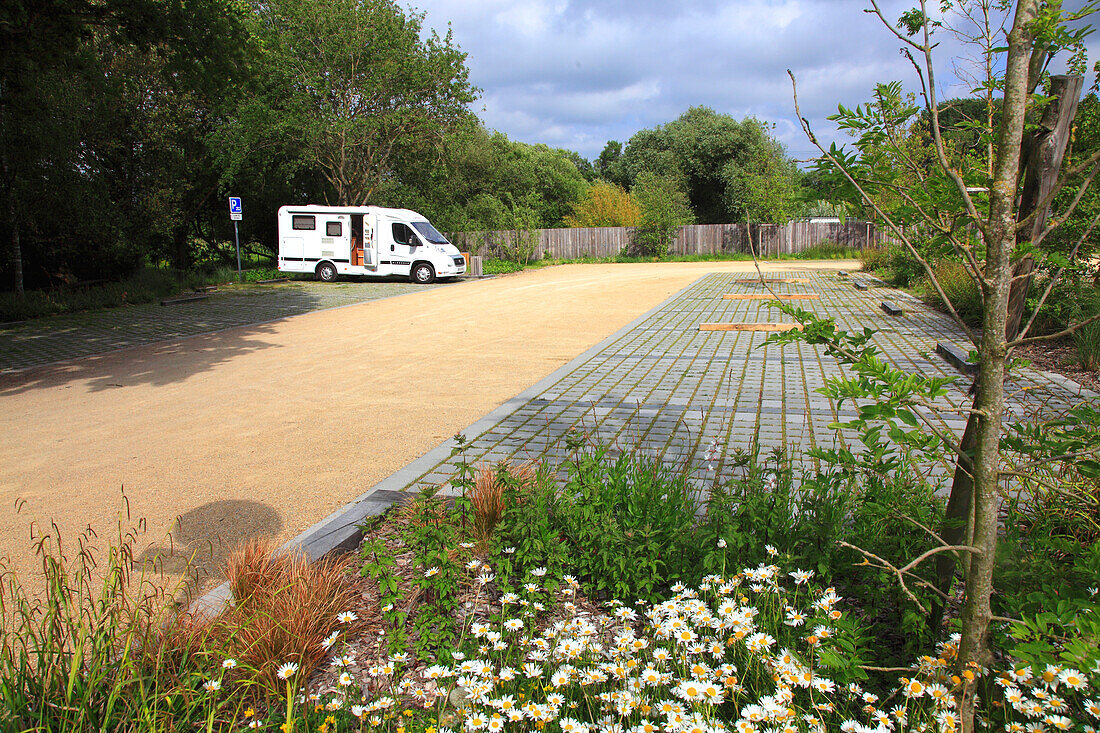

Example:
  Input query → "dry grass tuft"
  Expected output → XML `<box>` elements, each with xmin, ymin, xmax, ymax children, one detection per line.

<box><xmin>219</xmin><ymin>540</ymin><xmax>360</xmax><ymax>690</ymax></box>
<box><xmin>469</xmin><ymin>463</ymin><xmax>538</xmax><ymax>545</ymax></box>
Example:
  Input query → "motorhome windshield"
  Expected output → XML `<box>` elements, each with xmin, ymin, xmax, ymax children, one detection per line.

<box><xmin>412</xmin><ymin>221</ymin><xmax>449</xmax><ymax>244</ymax></box>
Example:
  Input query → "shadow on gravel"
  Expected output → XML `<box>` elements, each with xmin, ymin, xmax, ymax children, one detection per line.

<box><xmin>0</xmin><ymin>322</ymin><xmax>283</xmax><ymax>396</ymax></box>
<box><xmin>138</xmin><ymin>499</ymin><xmax>283</xmax><ymax>586</ymax></box>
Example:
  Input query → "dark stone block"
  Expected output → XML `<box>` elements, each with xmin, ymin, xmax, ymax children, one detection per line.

<box><xmin>881</xmin><ymin>300</ymin><xmax>904</xmax><ymax>316</ymax></box>
<box><xmin>160</xmin><ymin>294</ymin><xmax>209</xmax><ymax>306</ymax></box>
<box><xmin>936</xmin><ymin>342</ymin><xmax>977</xmax><ymax>374</ymax></box>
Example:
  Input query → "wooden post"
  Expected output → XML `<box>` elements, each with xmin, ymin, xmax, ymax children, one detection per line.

<box><xmin>1005</xmin><ymin>74</ymin><xmax>1083</xmax><ymax>340</ymax></box>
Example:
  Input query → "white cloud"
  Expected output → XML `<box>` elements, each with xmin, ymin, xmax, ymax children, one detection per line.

<box><xmin>410</xmin><ymin>0</ymin><xmax>1093</xmax><ymax>160</ymax></box>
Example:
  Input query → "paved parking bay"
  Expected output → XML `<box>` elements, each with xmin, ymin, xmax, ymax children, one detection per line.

<box><xmin>0</xmin><ymin>279</ymin><xmax>447</xmax><ymax>373</ymax></box>
<box><xmin>5</xmin><ymin>262</ymin><xmax>1096</xmax><ymax>595</ymax></box>
<box><xmin>375</xmin><ymin>271</ymin><xmax>1095</xmax><ymax>500</ymax></box>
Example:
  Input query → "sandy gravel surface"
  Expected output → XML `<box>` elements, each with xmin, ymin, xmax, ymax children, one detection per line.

<box><xmin>0</xmin><ymin>261</ymin><xmax>853</xmax><ymax>591</ymax></box>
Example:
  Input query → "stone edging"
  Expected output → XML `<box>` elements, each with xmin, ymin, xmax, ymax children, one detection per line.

<box><xmin>191</xmin><ymin>275</ymin><xmax>705</xmax><ymax>617</ymax></box>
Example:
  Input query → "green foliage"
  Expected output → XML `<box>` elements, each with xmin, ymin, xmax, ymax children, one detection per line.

<box><xmin>237</xmin><ymin>0</ymin><xmax>474</xmax><ymax>207</ymax></box>
<box><xmin>1075</xmin><ymin>318</ymin><xmax>1100</xmax><ymax>370</ymax></box>
<box><xmin>480</xmin><ymin>258</ymin><xmax>527</xmax><ymax>274</ymax></box>
<box><xmin>499</xmin><ymin>201</ymin><xmax>543</xmax><ymax>264</ymax></box>
<box><xmin>488</xmin><ymin>464</ymin><xmax>567</xmax><ymax>593</ymax></box>
<box><xmin>724</xmin><ymin>131</ymin><xmax>800</xmax><ymax>223</ymax></box>
<box><xmin>403</xmin><ymin>491</ymin><xmax>464</xmax><ymax>664</ymax></box>
<box><xmin>1046</xmin><ymin>93</ymin><xmax>1100</xmax><ymax>265</ymax></box>
<box><xmin>631</xmin><ymin>171</ymin><xmax>694</xmax><ymax>257</ymax></box>
<box><xmin>359</xmin><ymin>533</ymin><xmax>407</xmax><ymax>655</ymax></box>
<box><xmin>385</xmin><ymin>125</ymin><xmax>588</xmax><ymax>233</ymax></box>
<box><xmin>551</xmin><ymin>447</ymin><xmax>702</xmax><ymax>602</ymax></box>
<box><xmin>916</xmin><ymin>260</ymin><xmax>985</xmax><ymax>326</ymax></box>
<box><xmin>793</xmin><ymin>242</ymin><xmax>863</xmax><ymax>260</ymax></box>
<box><xmin>1022</xmin><ymin>273</ymin><xmax>1100</xmax><ymax>336</ymax></box>
<box><xmin>616</xmin><ymin>107</ymin><xmax>799</xmax><ymax>225</ymax></box>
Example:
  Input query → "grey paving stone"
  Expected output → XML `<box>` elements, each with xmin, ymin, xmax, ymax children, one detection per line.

<box><xmin>354</xmin><ymin>271</ymin><xmax>1095</xmax><ymax>502</ymax></box>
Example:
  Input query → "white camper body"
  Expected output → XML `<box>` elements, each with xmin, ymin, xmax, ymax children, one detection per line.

<box><xmin>277</xmin><ymin>205</ymin><xmax>466</xmax><ymax>284</ymax></box>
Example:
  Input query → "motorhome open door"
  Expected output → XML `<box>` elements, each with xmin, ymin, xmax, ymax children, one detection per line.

<box><xmin>352</xmin><ymin>214</ymin><xmax>376</xmax><ymax>271</ymax></box>
<box><xmin>360</xmin><ymin>215</ymin><xmax>378</xmax><ymax>271</ymax></box>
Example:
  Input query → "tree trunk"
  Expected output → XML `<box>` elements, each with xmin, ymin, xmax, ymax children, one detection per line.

<box><xmin>952</xmin><ymin>5</ymin><xmax>1037</xmax><ymax>732</ymax></box>
<box><xmin>933</xmin><ymin>403</ymin><xmax>977</xmax><ymax>627</ymax></box>
<box><xmin>1005</xmin><ymin>74</ymin><xmax>1083</xmax><ymax>341</ymax></box>
<box><xmin>937</xmin><ymin>8</ymin><xmax>1071</xmax><ymax>634</ymax></box>
<box><xmin>9</xmin><ymin>194</ymin><xmax>22</xmax><ymax>296</ymax></box>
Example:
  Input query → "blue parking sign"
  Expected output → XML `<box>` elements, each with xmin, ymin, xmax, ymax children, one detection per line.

<box><xmin>229</xmin><ymin>197</ymin><xmax>242</xmax><ymax>214</ymax></box>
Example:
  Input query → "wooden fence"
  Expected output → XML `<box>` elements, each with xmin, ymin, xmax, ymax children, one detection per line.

<box><xmin>448</xmin><ymin>220</ymin><xmax>892</xmax><ymax>260</ymax></box>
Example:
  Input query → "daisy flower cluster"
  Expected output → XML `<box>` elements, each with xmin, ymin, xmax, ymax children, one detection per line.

<box><xmin>334</xmin><ymin>557</ymin><xmax>1099</xmax><ymax>733</ymax></box>
<box><xmin>241</xmin><ymin>559</ymin><xmax>1100</xmax><ymax>733</ymax></box>
<box><xmin>333</xmin><ymin>561</ymin><xmax>891</xmax><ymax>733</ymax></box>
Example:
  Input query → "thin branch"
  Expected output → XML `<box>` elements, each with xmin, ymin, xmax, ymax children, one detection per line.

<box><xmin>866</xmin><ymin>0</ymin><xmax>926</xmax><ymax>50</ymax></box>
<box><xmin>914</xmin><ymin>0</ymin><xmax>985</xmax><ymax>228</ymax></box>
<box><xmin>1010</xmin><ymin>310</ymin><xmax>1100</xmax><ymax>347</ymax></box>
<box><xmin>1013</xmin><ymin>208</ymin><xmax>1100</xmax><ymax>344</ymax></box>
<box><xmin>899</xmin><ymin>544</ymin><xmax>983</xmax><ymax>577</ymax></box>
<box><xmin>838</xmin><ymin>540</ymin><xmax>980</xmax><ymax>614</ymax></box>
<box><xmin>788</xmin><ymin>70</ymin><xmax>979</xmax><ymax>345</ymax></box>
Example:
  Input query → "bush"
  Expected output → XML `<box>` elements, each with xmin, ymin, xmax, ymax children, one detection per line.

<box><xmin>551</xmin><ymin>448</ymin><xmax>702</xmax><ymax>602</ymax></box>
<box><xmin>917</xmin><ymin>260</ymin><xmax>984</xmax><ymax>325</ymax></box>
<box><xmin>1022</xmin><ymin>274</ymin><xmax>1100</xmax><ymax>336</ymax></box>
<box><xmin>481</xmin><ymin>258</ymin><xmax>527</xmax><ymax>275</ymax></box>
<box><xmin>859</xmin><ymin>243</ymin><xmax>926</xmax><ymax>286</ymax></box>
<box><xmin>794</xmin><ymin>241</ymin><xmax>863</xmax><ymax>259</ymax></box>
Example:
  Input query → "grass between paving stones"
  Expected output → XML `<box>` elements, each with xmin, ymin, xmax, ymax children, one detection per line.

<box><xmin>4</xmin><ymin>443</ymin><xmax>1099</xmax><ymax>731</ymax></box>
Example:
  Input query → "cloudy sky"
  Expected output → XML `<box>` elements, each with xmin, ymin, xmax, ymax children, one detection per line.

<box><xmin>410</xmin><ymin>0</ymin><xmax>1095</xmax><ymax>163</ymax></box>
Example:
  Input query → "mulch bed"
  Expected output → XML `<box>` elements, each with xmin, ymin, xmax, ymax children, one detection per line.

<box><xmin>1013</xmin><ymin>338</ymin><xmax>1099</xmax><ymax>394</ymax></box>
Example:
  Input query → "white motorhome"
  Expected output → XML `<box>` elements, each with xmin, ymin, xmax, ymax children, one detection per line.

<box><xmin>277</xmin><ymin>205</ymin><xmax>466</xmax><ymax>284</ymax></box>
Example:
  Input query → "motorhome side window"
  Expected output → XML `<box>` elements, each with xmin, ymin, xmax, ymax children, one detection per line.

<box><xmin>326</xmin><ymin>221</ymin><xmax>342</xmax><ymax>236</ymax></box>
<box><xmin>292</xmin><ymin>215</ymin><xmax>316</xmax><ymax>230</ymax></box>
<box><xmin>392</xmin><ymin>223</ymin><xmax>420</xmax><ymax>245</ymax></box>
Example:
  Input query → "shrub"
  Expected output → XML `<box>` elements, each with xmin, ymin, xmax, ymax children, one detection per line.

<box><xmin>630</xmin><ymin>171</ymin><xmax>693</xmax><ymax>258</ymax></box>
<box><xmin>1074</xmin><ymin>318</ymin><xmax>1100</xmax><ymax>370</ymax></box>
<box><xmin>488</xmin><ymin>462</ymin><xmax>568</xmax><ymax>591</ymax></box>
<box><xmin>552</xmin><ymin>448</ymin><xmax>702</xmax><ymax>601</ymax></box>
<box><xmin>564</xmin><ymin>181</ymin><xmax>641</xmax><ymax>228</ymax></box>
<box><xmin>918</xmin><ymin>260</ymin><xmax>984</xmax><ymax>325</ymax></box>
<box><xmin>481</xmin><ymin>257</ymin><xmax>526</xmax><ymax>275</ymax></box>
<box><xmin>1023</xmin><ymin>274</ymin><xmax>1100</xmax><ymax>336</ymax></box>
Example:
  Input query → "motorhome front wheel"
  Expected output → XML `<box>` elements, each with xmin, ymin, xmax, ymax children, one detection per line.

<box><xmin>411</xmin><ymin>263</ymin><xmax>436</xmax><ymax>284</ymax></box>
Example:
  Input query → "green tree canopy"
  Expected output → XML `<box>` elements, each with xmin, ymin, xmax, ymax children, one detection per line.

<box><xmin>612</xmin><ymin>107</ymin><xmax>798</xmax><ymax>224</ymax></box>
<box><xmin>631</xmin><ymin>171</ymin><xmax>694</xmax><ymax>257</ymax></box>
<box><xmin>235</xmin><ymin>0</ymin><xmax>476</xmax><ymax>207</ymax></box>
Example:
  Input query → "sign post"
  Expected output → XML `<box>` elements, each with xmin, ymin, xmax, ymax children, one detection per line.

<box><xmin>228</xmin><ymin>197</ymin><xmax>243</xmax><ymax>281</ymax></box>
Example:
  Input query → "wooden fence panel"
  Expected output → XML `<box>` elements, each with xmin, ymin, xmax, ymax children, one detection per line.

<box><xmin>449</xmin><ymin>221</ymin><xmax>892</xmax><ymax>259</ymax></box>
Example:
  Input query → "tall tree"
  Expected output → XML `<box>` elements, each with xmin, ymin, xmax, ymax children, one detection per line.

<box><xmin>619</xmin><ymin>107</ymin><xmax>799</xmax><ymax>224</ymax></box>
<box><xmin>243</xmin><ymin>0</ymin><xmax>475</xmax><ymax>207</ymax></box>
<box><xmin>789</xmin><ymin>4</ymin><xmax>1100</xmax><ymax>730</ymax></box>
